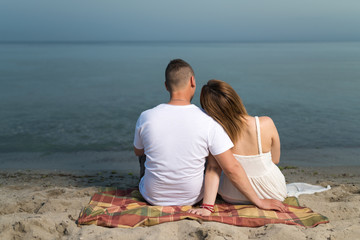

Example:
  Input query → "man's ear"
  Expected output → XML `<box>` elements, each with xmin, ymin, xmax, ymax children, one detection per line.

<box><xmin>165</xmin><ymin>81</ymin><xmax>169</xmax><ymax>91</ymax></box>
<box><xmin>190</xmin><ymin>76</ymin><xmax>196</xmax><ymax>88</ymax></box>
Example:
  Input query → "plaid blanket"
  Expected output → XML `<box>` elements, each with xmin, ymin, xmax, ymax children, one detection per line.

<box><xmin>77</xmin><ymin>187</ymin><xmax>329</xmax><ymax>228</ymax></box>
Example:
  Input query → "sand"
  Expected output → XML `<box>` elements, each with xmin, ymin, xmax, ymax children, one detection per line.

<box><xmin>1</xmin><ymin>166</ymin><xmax>360</xmax><ymax>240</ymax></box>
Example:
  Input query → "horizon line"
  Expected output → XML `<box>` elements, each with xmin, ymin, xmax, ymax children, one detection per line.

<box><xmin>1</xmin><ymin>39</ymin><xmax>360</xmax><ymax>44</ymax></box>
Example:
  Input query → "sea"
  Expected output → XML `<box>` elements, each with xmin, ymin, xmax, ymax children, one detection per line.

<box><xmin>1</xmin><ymin>41</ymin><xmax>359</xmax><ymax>171</ymax></box>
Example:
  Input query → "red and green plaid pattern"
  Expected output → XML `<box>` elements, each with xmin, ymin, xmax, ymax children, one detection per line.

<box><xmin>77</xmin><ymin>187</ymin><xmax>329</xmax><ymax>228</ymax></box>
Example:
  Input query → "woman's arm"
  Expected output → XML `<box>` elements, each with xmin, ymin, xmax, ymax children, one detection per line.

<box><xmin>188</xmin><ymin>154</ymin><xmax>222</xmax><ymax>216</ymax></box>
<box><xmin>189</xmin><ymin>150</ymin><xmax>287</xmax><ymax>215</ymax></box>
<box><xmin>268</xmin><ymin>118</ymin><xmax>281</xmax><ymax>164</ymax></box>
<box><xmin>213</xmin><ymin>149</ymin><xmax>287</xmax><ymax>212</ymax></box>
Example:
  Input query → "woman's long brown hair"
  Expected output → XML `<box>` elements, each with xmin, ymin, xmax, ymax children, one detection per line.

<box><xmin>200</xmin><ymin>80</ymin><xmax>248</xmax><ymax>144</ymax></box>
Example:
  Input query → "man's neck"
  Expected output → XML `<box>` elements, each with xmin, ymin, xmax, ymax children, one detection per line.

<box><xmin>167</xmin><ymin>98</ymin><xmax>191</xmax><ymax>105</ymax></box>
<box><xmin>167</xmin><ymin>92</ymin><xmax>192</xmax><ymax>105</ymax></box>
<box><xmin>167</xmin><ymin>89</ymin><xmax>193</xmax><ymax>105</ymax></box>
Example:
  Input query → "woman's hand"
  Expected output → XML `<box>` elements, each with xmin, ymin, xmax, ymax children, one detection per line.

<box><xmin>256</xmin><ymin>199</ymin><xmax>288</xmax><ymax>212</ymax></box>
<box><xmin>187</xmin><ymin>208</ymin><xmax>212</xmax><ymax>216</ymax></box>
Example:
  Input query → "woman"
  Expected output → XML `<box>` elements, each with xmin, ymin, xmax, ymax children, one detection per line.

<box><xmin>189</xmin><ymin>79</ymin><xmax>287</xmax><ymax>216</ymax></box>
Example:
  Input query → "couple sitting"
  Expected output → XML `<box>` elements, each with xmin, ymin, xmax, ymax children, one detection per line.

<box><xmin>133</xmin><ymin>59</ymin><xmax>287</xmax><ymax>216</ymax></box>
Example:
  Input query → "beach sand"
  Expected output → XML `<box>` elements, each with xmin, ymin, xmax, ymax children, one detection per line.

<box><xmin>1</xmin><ymin>166</ymin><xmax>360</xmax><ymax>240</ymax></box>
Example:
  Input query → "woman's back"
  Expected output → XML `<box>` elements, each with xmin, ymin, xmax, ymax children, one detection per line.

<box><xmin>218</xmin><ymin>115</ymin><xmax>286</xmax><ymax>203</ymax></box>
<box><xmin>232</xmin><ymin>115</ymin><xmax>281</xmax><ymax>164</ymax></box>
<box><xmin>199</xmin><ymin>79</ymin><xmax>286</xmax><ymax>203</ymax></box>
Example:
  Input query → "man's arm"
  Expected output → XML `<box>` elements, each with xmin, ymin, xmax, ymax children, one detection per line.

<box><xmin>202</xmin><ymin>154</ymin><xmax>222</xmax><ymax>206</ymax></box>
<box><xmin>188</xmin><ymin>154</ymin><xmax>222</xmax><ymax>216</ymax></box>
<box><xmin>134</xmin><ymin>146</ymin><xmax>144</xmax><ymax>156</ymax></box>
<box><xmin>134</xmin><ymin>147</ymin><xmax>146</xmax><ymax>179</ymax></box>
<box><xmin>213</xmin><ymin>149</ymin><xmax>287</xmax><ymax>212</ymax></box>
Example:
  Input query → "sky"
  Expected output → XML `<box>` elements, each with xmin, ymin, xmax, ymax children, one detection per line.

<box><xmin>1</xmin><ymin>0</ymin><xmax>360</xmax><ymax>42</ymax></box>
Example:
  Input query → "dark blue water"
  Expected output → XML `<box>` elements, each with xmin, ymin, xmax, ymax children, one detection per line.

<box><xmin>0</xmin><ymin>41</ymin><xmax>359</xmax><ymax>167</ymax></box>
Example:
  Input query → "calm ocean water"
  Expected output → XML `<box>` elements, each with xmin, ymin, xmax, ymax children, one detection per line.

<box><xmin>1</xmin><ymin>41</ymin><xmax>360</xmax><ymax>168</ymax></box>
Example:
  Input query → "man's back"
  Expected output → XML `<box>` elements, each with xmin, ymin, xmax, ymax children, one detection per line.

<box><xmin>134</xmin><ymin>103</ymin><xmax>232</xmax><ymax>205</ymax></box>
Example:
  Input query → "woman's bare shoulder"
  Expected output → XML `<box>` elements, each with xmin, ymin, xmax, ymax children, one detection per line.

<box><xmin>258</xmin><ymin>116</ymin><xmax>275</xmax><ymax>125</ymax></box>
<box><xmin>258</xmin><ymin>116</ymin><xmax>277</xmax><ymax>132</ymax></box>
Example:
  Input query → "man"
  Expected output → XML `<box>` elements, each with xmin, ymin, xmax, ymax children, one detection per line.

<box><xmin>134</xmin><ymin>59</ymin><xmax>286</xmax><ymax>213</ymax></box>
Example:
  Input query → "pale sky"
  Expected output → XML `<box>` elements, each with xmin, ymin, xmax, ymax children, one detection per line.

<box><xmin>1</xmin><ymin>0</ymin><xmax>360</xmax><ymax>42</ymax></box>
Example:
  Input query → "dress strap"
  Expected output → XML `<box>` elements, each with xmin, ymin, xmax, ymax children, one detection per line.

<box><xmin>255</xmin><ymin>116</ymin><xmax>262</xmax><ymax>154</ymax></box>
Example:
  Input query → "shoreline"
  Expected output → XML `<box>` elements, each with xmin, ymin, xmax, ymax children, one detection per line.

<box><xmin>1</xmin><ymin>166</ymin><xmax>360</xmax><ymax>239</ymax></box>
<box><xmin>0</xmin><ymin>147</ymin><xmax>359</xmax><ymax>172</ymax></box>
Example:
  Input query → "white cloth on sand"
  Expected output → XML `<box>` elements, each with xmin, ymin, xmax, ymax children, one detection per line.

<box><xmin>286</xmin><ymin>183</ymin><xmax>331</xmax><ymax>197</ymax></box>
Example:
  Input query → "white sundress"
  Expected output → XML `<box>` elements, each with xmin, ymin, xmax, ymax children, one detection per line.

<box><xmin>218</xmin><ymin>116</ymin><xmax>287</xmax><ymax>203</ymax></box>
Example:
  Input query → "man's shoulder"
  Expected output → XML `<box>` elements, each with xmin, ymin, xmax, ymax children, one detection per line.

<box><xmin>139</xmin><ymin>104</ymin><xmax>165</xmax><ymax>116</ymax></box>
<box><xmin>184</xmin><ymin>105</ymin><xmax>216</xmax><ymax>121</ymax></box>
<box><xmin>189</xmin><ymin>106</ymin><xmax>218</xmax><ymax>121</ymax></box>
<box><xmin>139</xmin><ymin>104</ymin><xmax>214</xmax><ymax>122</ymax></box>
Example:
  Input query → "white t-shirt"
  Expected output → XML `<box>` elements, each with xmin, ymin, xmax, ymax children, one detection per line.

<box><xmin>134</xmin><ymin>104</ymin><xmax>233</xmax><ymax>206</ymax></box>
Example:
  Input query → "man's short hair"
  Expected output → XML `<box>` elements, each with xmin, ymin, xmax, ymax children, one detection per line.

<box><xmin>165</xmin><ymin>59</ymin><xmax>194</xmax><ymax>92</ymax></box>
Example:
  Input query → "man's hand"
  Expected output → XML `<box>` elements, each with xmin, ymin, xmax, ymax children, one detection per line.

<box><xmin>256</xmin><ymin>199</ymin><xmax>288</xmax><ymax>212</ymax></box>
<box><xmin>187</xmin><ymin>208</ymin><xmax>212</xmax><ymax>216</ymax></box>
